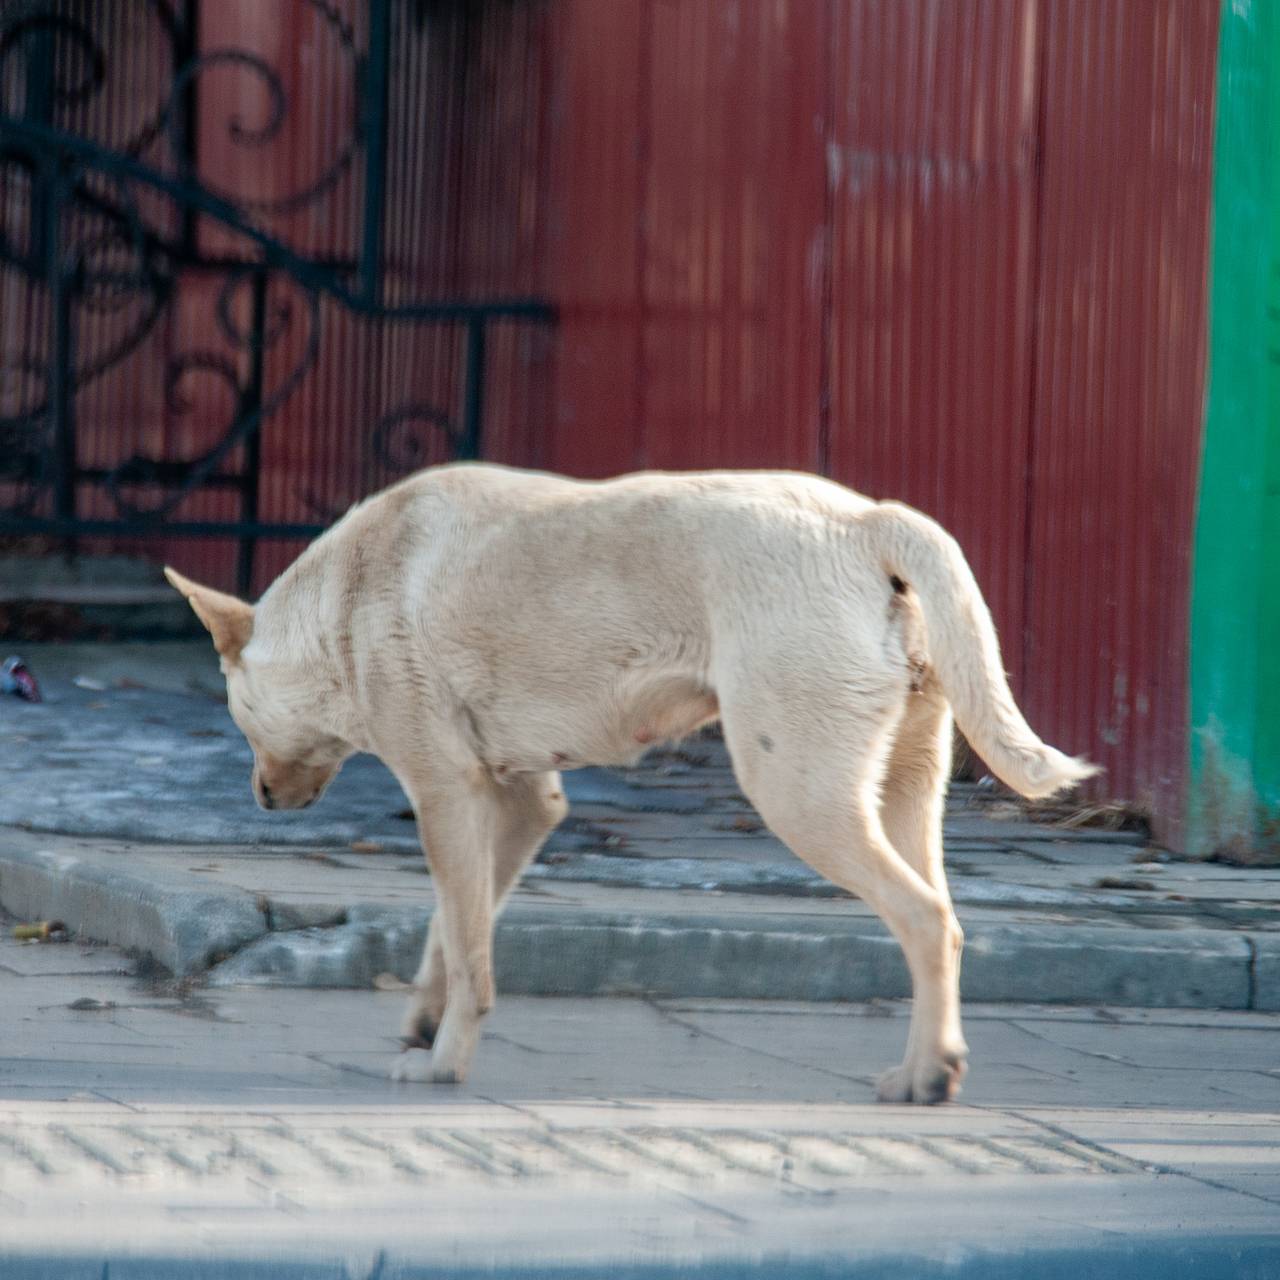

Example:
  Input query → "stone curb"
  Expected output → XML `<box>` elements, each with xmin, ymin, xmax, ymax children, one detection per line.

<box><xmin>8</xmin><ymin>1239</ymin><xmax>1280</xmax><ymax>1280</ymax></box>
<box><xmin>6</xmin><ymin>1240</ymin><xmax>1280</xmax><ymax>1280</ymax></box>
<box><xmin>211</xmin><ymin>903</ymin><xmax>1257</xmax><ymax>1009</ymax></box>
<box><xmin>1252</xmin><ymin>934</ymin><xmax>1280</xmax><ymax>1011</ymax></box>
<box><xmin>0</xmin><ymin>841</ymin><xmax>1264</xmax><ymax>1008</ymax></box>
<box><xmin>0</xmin><ymin>843</ymin><xmax>265</xmax><ymax>976</ymax></box>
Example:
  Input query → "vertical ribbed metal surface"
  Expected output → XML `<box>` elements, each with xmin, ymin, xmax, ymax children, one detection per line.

<box><xmin>544</xmin><ymin>0</ymin><xmax>826</xmax><ymax>476</ymax></box>
<box><xmin>162</xmin><ymin>0</ymin><xmax>372</xmax><ymax>590</ymax></box>
<box><xmin>640</xmin><ymin>0</ymin><xmax>826</xmax><ymax>471</ymax></box>
<box><xmin>541</xmin><ymin>0</ymin><xmax>647</xmax><ymax>474</ymax></box>
<box><xmin>2</xmin><ymin>0</ymin><xmax>187</xmax><ymax>562</ymax></box>
<box><xmin>1025</xmin><ymin>0</ymin><xmax>1217</xmax><ymax>820</ymax></box>
<box><xmin>2</xmin><ymin>0</ymin><xmax>554</xmax><ymax>593</ymax></box>
<box><xmin>825</xmin><ymin>0</ymin><xmax>1041</xmax><ymax>685</ymax></box>
<box><xmin>5</xmin><ymin>1</ymin><xmax>1219</xmax><ymax>822</ymax></box>
<box><xmin>450</xmin><ymin>0</ymin><xmax>554</xmax><ymax>468</ymax></box>
<box><xmin>236</xmin><ymin>0</ymin><xmax>555</xmax><ymax>589</ymax></box>
<box><xmin>541</xmin><ymin>0</ymin><xmax>1218</xmax><ymax>817</ymax></box>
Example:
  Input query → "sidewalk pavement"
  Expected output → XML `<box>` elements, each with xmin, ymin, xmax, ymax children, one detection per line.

<box><xmin>0</xmin><ymin>642</ymin><xmax>1277</xmax><ymax>1008</ymax></box>
<box><xmin>1</xmin><ymin>926</ymin><xmax>1278</xmax><ymax>1276</ymax></box>
<box><xmin>2</xmin><ymin>644</ymin><xmax>1279</xmax><ymax>1274</ymax></box>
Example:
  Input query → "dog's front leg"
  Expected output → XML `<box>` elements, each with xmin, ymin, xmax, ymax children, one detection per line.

<box><xmin>391</xmin><ymin>776</ymin><xmax>497</xmax><ymax>1085</ymax></box>
<box><xmin>396</xmin><ymin>771</ymin><xmax>568</xmax><ymax>1074</ymax></box>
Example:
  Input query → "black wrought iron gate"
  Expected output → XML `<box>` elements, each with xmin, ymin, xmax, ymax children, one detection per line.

<box><xmin>0</xmin><ymin>0</ymin><xmax>553</xmax><ymax>592</ymax></box>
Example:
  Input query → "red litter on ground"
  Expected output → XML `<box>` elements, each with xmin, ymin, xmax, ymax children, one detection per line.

<box><xmin>1</xmin><ymin>656</ymin><xmax>42</xmax><ymax>702</ymax></box>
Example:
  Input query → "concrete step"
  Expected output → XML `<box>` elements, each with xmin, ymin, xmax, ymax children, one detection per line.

<box><xmin>0</xmin><ymin>831</ymin><xmax>1270</xmax><ymax>1009</ymax></box>
<box><xmin>0</xmin><ymin>555</ymin><xmax>201</xmax><ymax>639</ymax></box>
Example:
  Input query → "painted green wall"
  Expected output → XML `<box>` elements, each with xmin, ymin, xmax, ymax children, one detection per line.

<box><xmin>1188</xmin><ymin>0</ymin><xmax>1280</xmax><ymax>858</ymax></box>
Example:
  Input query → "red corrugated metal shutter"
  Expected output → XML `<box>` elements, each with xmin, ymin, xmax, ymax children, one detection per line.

<box><xmin>1025</xmin><ymin>0</ymin><xmax>1216</xmax><ymax>825</ymax></box>
<box><xmin>544</xmin><ymin>0</ymin><xmax>826</xmax><ymax>475</ymax></box>
<box><xmin>825</xmin><ymin>0</ymin><xmax>1041</xmax><ymax>690</ymax></box>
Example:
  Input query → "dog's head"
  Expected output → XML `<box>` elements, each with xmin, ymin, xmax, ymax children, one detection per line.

<box><xmin>165</xmin><ymin>568</ymin><xmax>351</xmax><ymax>811</ymax></box>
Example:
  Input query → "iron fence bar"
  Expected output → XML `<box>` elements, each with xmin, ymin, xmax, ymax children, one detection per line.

<box><xmin>0</xmin><ymin>518</ymin><xmax>326</xmax><ymax>540</ymax></box>
<box><xmin>0</xmin><ymin>10</ymin><xmax>558</xmax><ymax>562</ymax></box>
<box><xmin>45</xmin><ymin>158</ymin><xmax>76</xmax><ymax>538</ymax></box>
<box><xmin>0</xmin><ymin>118</ymin><xmax>554</xmax><ymax>322</ymax></box>
<box><xmin>23</xmin><ymin>19</ymin><xmax>55</xmax><ymax>267</ymax></box>
<box><xmin>235</xmin><ymin>268</ymin><xmax>268</xmax><ymax>594</ymax></box>
<box><xmin>77</xmin><ymin>470</ymin><xmax>243</xmax><ymax>489</ymax></box>
<box><xmin>174</xmin><ymin>0</ymin><xmax>201</xmax><ymax>258</ymax></box>
<box><xmin>359</xmin><ymin>0</ymin><xmax>391</xmax><ymax>305</ymax></box>
<box><xmin>458</xmin><ymin>317</ymin><xmax>487</xmax><ymax>461</ymax></box>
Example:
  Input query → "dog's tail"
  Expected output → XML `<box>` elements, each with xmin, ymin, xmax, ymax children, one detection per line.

<box><xmin>864</xmin><ymin>502</ymin><xmax>1099</xmax><ymax>800</ymax></box>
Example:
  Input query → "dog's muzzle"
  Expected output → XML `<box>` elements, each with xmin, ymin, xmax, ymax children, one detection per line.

<box><xmin>253</xmin><ymin>762</ymin><xmax>330</xmax><ymax>811</ymax></box>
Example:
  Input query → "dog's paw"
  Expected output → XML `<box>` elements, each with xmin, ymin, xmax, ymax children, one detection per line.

<box><xmin>876</xmin><ymin>1050</ymin><xmax>966</xmax><ymax>1105</ymax></box>
<box><xmin>875</xmin><ymin>1063</ymin><xmax>915</xmax><ymax>1104</ymax></box>
<box><xmin>390</xmin><ymin>1046</ymin><xmax>468</xmax><ymax>1085</ymax></box>
<box><xmin>428</xmin><ymin>1061</ymin><xmax>465</xmax><ymax>1085</ymax></box>
<box><xmin>913</xmin><ymin>1052</ymin><xmax>966</xmax><ymax>1105</ymax></box>
<box><xmin>399</xmin><ymin>1005</ymin><xmax>440</xmax><ymax>1051</ymax></box>
<box><xmin>390</xmin><ymin>1048</ymin><xmax>434</xmax><ymax>1083</ymax></box>
<box><xmin>399</xmin><ymin>1020</ymin><xmax>438</xmax><ymax>1052</ymax></box>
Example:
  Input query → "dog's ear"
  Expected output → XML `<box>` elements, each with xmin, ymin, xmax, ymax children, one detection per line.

<box><xmin>164</xmin><ymin>567</ymin><xmax>254</xmax><ymax>663</ymax></box>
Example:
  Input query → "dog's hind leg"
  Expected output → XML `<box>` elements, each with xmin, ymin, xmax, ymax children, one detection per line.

<box><xmin>879</xmin><ymin>676</ymin><xmax>952</xmax><ymax>895</ymax></box>
<box><xmin>401</xmin><ymin>772</ymin><xmax>567</xmax><ymax>1054</ymax></box>
<box><xmin>721</xmin><ymin>684</ymin><xmax>967</xmax><ymax>1104</ymax></box>
<box><xmin>875</xmin><ymin>676</ymin><xmax>968</xmax><ymax>1102</ymax></box>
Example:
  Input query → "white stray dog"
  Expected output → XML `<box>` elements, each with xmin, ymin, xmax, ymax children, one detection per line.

<box><xmin>167</xmin><ymin>463</ymin><xmax>1096</xmax><ymax>1103</ymax></box>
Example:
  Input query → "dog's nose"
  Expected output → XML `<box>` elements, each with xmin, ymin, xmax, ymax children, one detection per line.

<box><xmin>261</xmin><ymin>781</ymin><xmax>275</xmax><ymax>810</ymax></box>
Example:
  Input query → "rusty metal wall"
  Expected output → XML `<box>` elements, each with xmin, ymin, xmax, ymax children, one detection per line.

<box><xmin>195</xmin><ymin>0</ymin><xmax>556</xmax><ymax>591</ymax></box>
<box><xmin>538</xmin><ymin>0</ymin><xmax>647</xmax><ymax>474</ymax></box>
<box><xmin>5</xmin><ymin>1</ymin><xmax>555</xmax><ymax>594</ymax></box>
<box><xmin>541</xmin><ymin>0</ymin><xmax>1218</xmax><ymax>818</ymax></box>
<box><xmin>1023</xmin><ymin>0</ymin><xmax>1218</xmax><ymax>829</ymax></box>
<box><xmin>240</xmin><ymin>0</ymin><xmax>558</xmax><ymax>588</ymax></box>
<box><xmin>542</xmin><ymin>0</ymin><xmax>827</xmax><ymax>476</ymax></box>
<box><xmin>9</xmin><ymin>0</ymin><xmax>376</xmax><ymax>591</ymax></box>
<box><xmin>825</xmin><ymin>0</ymin><xmax>1041</xmax><ymax>689</ymax></box>
<box><xmin>12</xmin><ymin>1</ymin><xmax>1217</xmax><ymax>820</ymax></box>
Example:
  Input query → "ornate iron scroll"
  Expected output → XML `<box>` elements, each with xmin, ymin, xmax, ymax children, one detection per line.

<box><xmin>0</xmin><ymin>0</ymin><xmax>553</xmax><ymax>591</ymax></box>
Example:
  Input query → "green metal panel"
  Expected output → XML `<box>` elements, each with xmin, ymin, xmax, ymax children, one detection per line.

<box><xmin>1188</xmin><ymin>0</ymin><xmax>1280</xmax><ymax>858</ymax></box>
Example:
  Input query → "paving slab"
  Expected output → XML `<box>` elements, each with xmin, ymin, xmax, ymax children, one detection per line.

<box><xmin>0</xmin><ymin>924</ymin><xmax>1278</xmax><ymax>1275</ymax></box>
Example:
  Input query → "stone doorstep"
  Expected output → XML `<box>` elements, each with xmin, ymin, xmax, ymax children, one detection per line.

<box><xmin>210</xmin><ymin>905</ymin><xmax>1259</xmax><ymax>1013</ymax></box>
<box><xmin>0</xmin><ymin>585</ymin><xmax>181</xmax><ymax>605</ymax></box>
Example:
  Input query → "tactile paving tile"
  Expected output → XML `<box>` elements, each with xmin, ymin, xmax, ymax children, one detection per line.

<box><xmin>0</xmin><ymin>1120</ymin><xmax>1141</xmax><ymax>1191</ymax></box>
